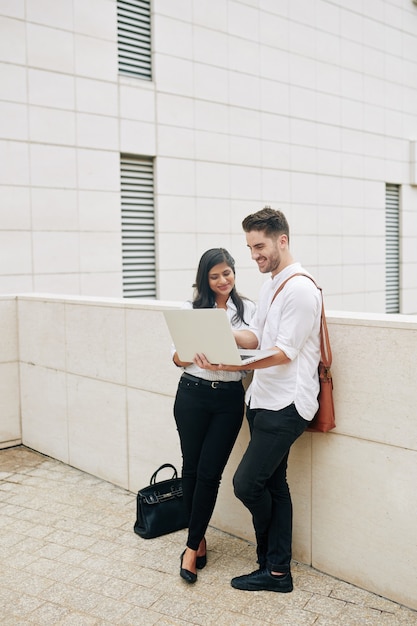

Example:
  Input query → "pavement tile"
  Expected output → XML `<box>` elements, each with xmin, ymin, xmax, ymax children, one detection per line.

<box><xmin>1</xmin><ymin>446</ymin><xmax>417</xmax><ymax>626</ymax></box>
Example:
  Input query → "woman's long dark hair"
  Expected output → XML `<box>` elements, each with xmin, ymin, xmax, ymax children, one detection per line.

<box><xmin>192</xmin><ymin>248</ymin><xmax>249</xmax><ymax>325</ymax></box>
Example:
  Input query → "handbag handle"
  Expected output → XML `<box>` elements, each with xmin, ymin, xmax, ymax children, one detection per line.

<box><xmin>150</xmin><ymin>463</ymin><xmax>179</xmax><ymax>484</ymax></box>
<box><xmin>270</xmin><ymin>273</ymin><xmax>332</xmax><ymax>369</ymax></box>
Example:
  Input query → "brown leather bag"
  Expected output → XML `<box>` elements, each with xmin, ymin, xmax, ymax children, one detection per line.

<box><xmin>271</xmin><ymin>273</ymin><xmax>335</xmax><ymax>433</ymax></box>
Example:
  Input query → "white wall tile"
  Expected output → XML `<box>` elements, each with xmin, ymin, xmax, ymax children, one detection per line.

<box><xmin>195</xmin><ymin>161</ymin><xmax>230</xmax><ymax>198</ymax></box>
<box><xmin>76</xmin><ymin>77</ymin><xmax>117</xmax><ymax>116</ymax></box>
<box><xmin>78</xmin><ymin>190</ymin><xmax>120</xmax><ymax>231</ymax></box>
<box><xmin>154</xmin><ymin>54</ymin><xmax>193</xmax><ymax>97</ymax></box>
<box><xmin>261</xmin><ymin>112</ymin><xmax>290</xmax><ymax>143</ymax></box>
<box><xmin>317</xmin><ymin>149</ymin><xmax>342</xmax><ymax>176</ymax></box>
<box><xmin>154</xmin><ymin>0</ymin><xmax>193</xmax><ymax>22</ymax></box>
<box><xmin>195</xmin><ymin>130</ymin><xmax>228</xmax><ymax>162</ymax></box>
<box><xmin>156</xmin><ymin>158</ymin><xmax>195</xmax><ymax>196</ymax></box>
<box><xmin>158</xmin><ymin>125</ymin><xmax>194</xmax><ymax>159</ymax></box>
<box><xmin>0</xmin><ymin>62</ymin><xmax>26</xmax><ymax>102</ymax></box>
<box><xmin>0</xmin><ymin>186</ymin><xmax>31</xmax><ymax>229</ymax></box>
<box><xmin>0</xmin><ymin>140</ymin><xmax>29</xmax><ymax>185</ymax></box>
<box><xmin>317</xmin><ymin>175</ymin><xmax>342</xmax><ymax>207</ymax></box>
<box><xmin>73</xmin><ymin>0</ymin><xmax>117</xmax><ymax>40</ymax></box>
<box><xmin>261</xmin><ymin>141</ymin><xmax>291</xmax><ymax>170</ymax></box>
<box><xmin>229</xmin><ymin>72</ymin><xmax>261</xmax><ymax>109</ymax></box>
<box><xmin>77</xmin><ymin>149</ymin><xmax>120</xmax><ymax>191</ymax></box>
<box><xmin>312</xmin><ymin>438</ymin><xmax>417</xmax><ymax>605</ymax></box>
<box><xmin>65</xmin><ymin>303</ymin><xmax>125</xmax><ymax>383</ymax></box>
<box><xmin>127</xmin><ymin>387</ymin><xmax>181</xmax><ymax>493</ymax></box>
<box><xmin>317</xmin><ymin>234</ymin><xmax>343</xmax><ymax>266</ymax></box>
<box><xmin>194</xmin><ymin>63</ymin><xmax>228</xmax><ymax>104</ymax></box>
<box><xmin>120</xmin><ymin>119</ymin><xmax>156</xmax><ymax>155</ymax></box>
<box><xmin>31</xmin><ymin>188</ymin><xmax>78</xmax><ymax>231</ymax></box>
<box><xmin>290</xmin><ymin>86</ymin><xmax>316</xmax><ymax>121</ymax></box>
<box><xmin>0</xmin><ymin>298</ymin><xmax>18</xmax><ymax>361</ymax></box>
<box><xmin>0</xmin><ymin>363</ymin><xmax>20</xmax><ymax>443</ymax></box>
<box><xmin>20</xmin><ymin>364</ymin><xmax>67</xmax><ymax>461</ymax></box>
<box><xmin>192</xmin><ymin>0</ymin><xmax>227</xmax><ymax>31</ymax></box>
<box><xmin>18</xmin><ymin>299</ymin><xmax>66</xmax><ymax>368</ymax></box>
<box><xmin>80</xmin><ymin>271</ymin><xmax>122</xmax><ymax>297</ymax></box>
<box><xmin>230</xmin><ymin>164</ymin><xmax>261</xmax><ymax>200</ymax></box>
<box><xmin>79</xmin><ymin>233</ymin><xmax>123</xmax><ymax>272</ymax></box>
<box><xmin>230</xmin><ymin>107</ymin><xmax>261</xmax><ymax>139</ymax></box>
<box><xmin>29</xmin><ymin>106</ymin><xmax>76</xmax><ymax>145</ymax></box>
<box><xmin>153</xmin><ymin>14</ymin><xmax>193</xmax><ymax>58</ymax></box>
<box><xmin>194</xmin><ymin>100</ymin><xmax>228</xmax><ymax>133</ymax></box>
<box><xmin>30</xmin><ymin>145</ymin><xmax>77</xmax><ymax>188</ymax></box>
<box><xmin>119</xmin><ymin>84</ymin><xmax>155</xmax><ymax>122</ymax></box>
<box><xmin>28</xmin><ymin>69</ymin><xmax>75</xmax><ymax>109</ymax></box>
<box><xmin>230</xmin><ymin>136</ymin><xmax>261</xmax><ymax>167</ymax></box>
<box><xmin>259</xmin><ymin>11</ymin><xmax>289</xmax><ymax>49</ymax></box>
<box><xmin>156</xmin><ymin>196</ymin><xmax>196</xmax><ymax>232</ymax></box>
<box><xmin>157</xmin><ymin>233</ymin><xmax>198</xmax><ymax>270</ymax></box>
<box><xmin>260</xmin><ymin>46</ymin><xmax>290</xmax><ymax>83</ymax></box>
<box><xmin>0</xmin><ymin>275</ymin><xmax>33</xmax><ymax>293</ymax></box>
<box><xmin>76</xmin><ymin>113</ymin><xmax>119</xmax><ymax>150</ymax></box>
<box><xmin>0</xmin><ymin>16</ymin><xmax>26</xmax><ymax>63</ymax></box>
<box><xmin>74</xmin><ymin>34</ymin><xmax>117</xmax><ymax>81</ymax></box>
<box><xmin>33</xmin><ymin>273</ymin><xmax>80</xmax><ymax>295</ymax></box>
<box><xmin>27</xmin><ymin>23</ymin><xmax>74</xmax><ymax>73</ymax></box>
<box><xmin>193</xmin><ymin>26</ymin><xmax>228</xmax><ymax>67</ymax></box>
<box><xmin>0</xmin><ymin>0</ymin><xmax>24</xmax><ymax>18</ymax></box>
<box><xmin>156</xmin><ymin>93</ymin><xmax>194</xmax><ymax>128</ymax></box>
<box><xmin>126</xmin><ymin>307</ymin><xmax>179</xmax><ymax>394</ymax></box>
<box><xmin>0</xmin><ymin>232</ymin><xmax>32</xmax><ymax>274</ymax></box>
<box><xmin>229</xmin><ymin>36</ymin><xmax>260</xmax><ymax>76</ymax></box>
<box><xmin>261</xmin><ymin>168</ymin><xmax>291</xmax><ymax>203</ymax></box>
<box><xmin>26</xmin><ymin>0</ymin><xmax>74</xmax><ymax>29</ymax></box>
<box><xmin>32</xmin><ymin>232</ymin><xmax>80</xmax><ymax>274</ymax></box>
<box><xmin>228</xmin><ymin>1</ymin><xmax>259</xmax><ymax>41</ymax></box>
<box><xmin>291</xmin><ymin>172</ymin><xmax>318</xmax><ymax>204</ymax></box>
<box><xmin>195</xmin><ymin>198</ymin><xmax>231</xmax><ymax>233</ymax></box>
<box><xmin>67</xmin><ymin>374</ymin><xmax>128</xmax><ymax>486</ymax></box>
<box><xmin>289</xmin><ymin>54</ymin><xmax>315</xmax><ymax>89</ymax></box>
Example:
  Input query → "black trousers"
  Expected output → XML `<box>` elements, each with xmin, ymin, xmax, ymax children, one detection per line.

<box><xmin>173</xmin><ymin>375</ymin><xmax>245</xmax><ymax>550</ymax></box>
<box><xmin>233</xmin><ymin>404</ymin><xmax>308</xmax><ymax>573</ymax></box>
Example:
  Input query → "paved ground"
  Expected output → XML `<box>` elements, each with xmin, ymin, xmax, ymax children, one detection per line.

<box><xmin>1</xmin><ymin>446</ymin><xmax>416</xmax><ymax>626</ymax></box>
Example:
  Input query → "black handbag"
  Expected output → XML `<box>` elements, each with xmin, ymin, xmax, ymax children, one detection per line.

<box><xmin>133</xmin><ymin>463</ymin><xmax>189</xmax><ymax>539</ymax></box>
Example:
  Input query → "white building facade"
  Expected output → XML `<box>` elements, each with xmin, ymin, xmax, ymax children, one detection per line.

<box><xmin>1</xmin><ymin>0</ymin><xmax>417</xmax><ymax>312</ymax></box>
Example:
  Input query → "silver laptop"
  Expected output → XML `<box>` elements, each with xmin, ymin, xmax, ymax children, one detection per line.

<box><xmin>163</xmin><ymin>308</ymin><xmax>276</xmax><ymax>366</ymax></box>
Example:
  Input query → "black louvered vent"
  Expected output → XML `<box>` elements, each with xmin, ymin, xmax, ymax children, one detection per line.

<box><xmin>121</xmin><ymin>155</ymin><xmax>156</xmax><ymax>298</ymax></box>
<box><xmin>117</xmin><ymin>0</ymin><xmax>151</xmax><ymax>80</ymax></box>
<box><xmin>385</xmin><ymin>183</ymin><xmax>400</xmax><ymax>313</ymax></box>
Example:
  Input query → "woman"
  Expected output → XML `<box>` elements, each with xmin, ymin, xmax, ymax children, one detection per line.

<box><xmin>172</xmin><ymin>248</ymin><xmax>256</xmax><ymax>584</ymax></box>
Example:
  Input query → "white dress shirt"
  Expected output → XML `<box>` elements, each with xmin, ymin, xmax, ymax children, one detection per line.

<box><xmin>246</xmin><ymin>262</ymin><xmax>321</xmax><ymax>421</ymax></box>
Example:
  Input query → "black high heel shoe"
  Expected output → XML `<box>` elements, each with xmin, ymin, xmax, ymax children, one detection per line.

<box><xmin>180</xmin><ymin>550</ymin><xmax>197</xmax><ymax>584</ymax></box>
<box><xmin>196</xmin><ymin>538</ymin><xmax>207</xmax><ymax>570</ymax></box>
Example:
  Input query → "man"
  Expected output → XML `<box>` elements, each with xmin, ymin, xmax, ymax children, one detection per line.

<box><xmin>195</xmin><ymin>207</ymin><xmax>321</xmax><ymax>592</ymax></box>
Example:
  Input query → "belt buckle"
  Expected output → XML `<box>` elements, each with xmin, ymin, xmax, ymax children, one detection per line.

<box><xmin>211</xmin><ymin>381</ymin><xmax>219</xmax><ymax>389</ymax></box>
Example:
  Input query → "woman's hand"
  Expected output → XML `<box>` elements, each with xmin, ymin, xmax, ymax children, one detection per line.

<box><xmin>193</xmin><ymin>353</ymin><xmax>242</xmax><ymax>372</ymax></box>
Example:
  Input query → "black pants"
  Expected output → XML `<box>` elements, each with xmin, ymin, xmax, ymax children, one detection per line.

<box><xmin>233</xmin><ymin>404</ymin><xmax>308</xmax><ymax>573</ymax></box>
<box><xmin>173</xmin><ymin>375</ymin><xmax>245</xmax><ymax>550</ymax></box>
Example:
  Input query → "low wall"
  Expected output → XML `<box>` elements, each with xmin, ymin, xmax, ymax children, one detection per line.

<box><xmin>0</xmin><ymin>294</ymin><xmax>416</xmax><ymax>611</ymax></box>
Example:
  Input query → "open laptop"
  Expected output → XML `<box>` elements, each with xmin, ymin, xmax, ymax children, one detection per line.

<box><xmin>163</xmin><ymin>308</ymin><xmax>276</xmax><ymax>366</ymax></box>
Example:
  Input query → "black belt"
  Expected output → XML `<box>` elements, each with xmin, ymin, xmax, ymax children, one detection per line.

<box><xmin>181</xmin><ymin>373</ymin><xmax>241</xmax><ymax>390</ymax></box>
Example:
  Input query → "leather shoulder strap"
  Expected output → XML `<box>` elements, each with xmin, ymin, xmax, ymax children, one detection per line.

<box><xmin>270</xmin><ymin>273</ymin><xmax>332</xmax><ymax>368</ymax></box>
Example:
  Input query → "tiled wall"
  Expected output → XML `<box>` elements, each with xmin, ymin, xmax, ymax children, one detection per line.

<box><xmin>1</xmin><ymin>1</ymin><xmax>417</xmax><ymax>310</ymax></box>
<box><xmin>0</xmin><ymin>297</ymin><xmax>20</xmax><ymax>448</ymax></box>
<box><xmin>1</xmin><ymin>295</ymin><xmax>417</xmax><ymax>610</ymax></box>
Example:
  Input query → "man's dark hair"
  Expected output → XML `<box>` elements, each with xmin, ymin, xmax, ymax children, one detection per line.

<box><xmin>242</xmin><ymin>206</ymin><xmax>290</xmax><ymax>240</ymax></box>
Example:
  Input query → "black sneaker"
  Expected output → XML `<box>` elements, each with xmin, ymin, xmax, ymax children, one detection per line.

<box><xmin>231</xmin><ymin>568</ymin><xmax>293</xmax><ymax>593</ymax></box>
